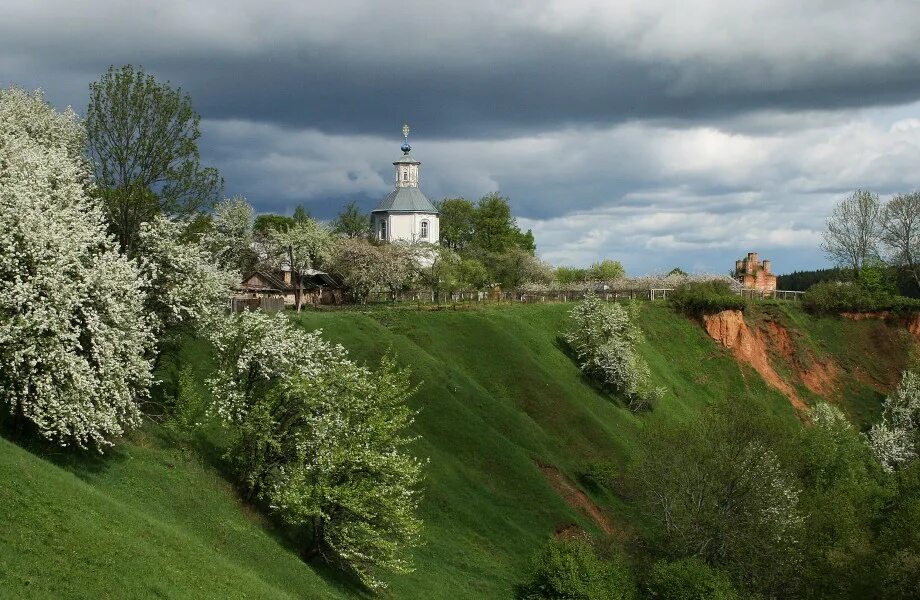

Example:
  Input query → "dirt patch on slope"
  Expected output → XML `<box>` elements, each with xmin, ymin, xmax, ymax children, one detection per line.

<box><xmin>538</xmin><ymin>463</ymin><xmax>616</xmax><ymax>536</ymax></box>
<box><xmin>908</xmin><ymin>314</ymin><xmax>920</xmax><ymax>339</ymax></box>
<box><xmin>842</xmin><ymin>311</ymin><xmax>920</xmax><ymax>342</ymax></box>
<box><xmin>702</xmin><ymin>310</ymin><xmax>809</xmax><ymax>413</ymax></box>
<box><xmin>800</xmin><ymin>359</ymin><xmax>840</xmax><ymax>397</ymax></box>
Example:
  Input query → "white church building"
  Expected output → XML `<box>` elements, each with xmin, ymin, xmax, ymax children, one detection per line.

<box><xmin>371</xmin><ymin>124</ymin><xmax>440</xmax><ymax>244</ymax></box>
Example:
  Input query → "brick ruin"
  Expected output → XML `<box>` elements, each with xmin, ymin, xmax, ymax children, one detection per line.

<box><xmin>734</xmin><ymin>252</ymin><xmax>777</xmax><ymax>291</ymax></box>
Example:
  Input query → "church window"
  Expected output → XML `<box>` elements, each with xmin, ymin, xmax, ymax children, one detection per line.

<box><xmin>380</xmin><ymin>220</ymin><xmax>387</xmax><ymax>241</ymax></box>
<box><xmin>403</xmin><ymin>170</ymin><xmax>408</xmax><ymax>181</ymax></box>
<box><xmin>420</xmin><ymin>220</ymin><xmax>429</xmax><ymax>239</ymax></box>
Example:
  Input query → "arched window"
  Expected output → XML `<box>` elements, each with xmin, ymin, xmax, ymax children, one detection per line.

<box><xmin>420</xmin><ymin>220</ymin><xmax>429</xmax><ymax>239</ymax></box>
<box><xmin>380</xmin><ymin>219</ymin><xmax>387</xmax><ymax>241</ymax></box>
<box><xmin>403</xmin><ymin>170</ymin><xmax>409</xmax><ymax>181</ymax></box>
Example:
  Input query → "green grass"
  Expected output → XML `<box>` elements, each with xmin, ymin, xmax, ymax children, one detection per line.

<box><xmin>1</xmin><ymin>301</ymin><xmax>911</xmax><ymax>598</ymax></box>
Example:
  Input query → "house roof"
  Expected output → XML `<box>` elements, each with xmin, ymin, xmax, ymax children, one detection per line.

<box><xmin>237</xmin><ymin>269</ymin><xmax>342</xmax><ymax>292</ymax></box>
<box><xmin>372</xmin><ymin>186</ymin><xmax>439</xmax><ymax>214</ymax></box>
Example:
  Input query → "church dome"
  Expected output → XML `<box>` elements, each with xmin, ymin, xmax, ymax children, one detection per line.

<box><xmin>372</xmin><ymin>186</ymin><xmax>438</xmax><ymax>214</ymax></box>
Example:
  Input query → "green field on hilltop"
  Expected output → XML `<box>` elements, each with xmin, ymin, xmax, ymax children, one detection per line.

<box><xmin>1</xmin><ymin>301</ymin><xmax>912</xmax><ymax>598</ymax></box>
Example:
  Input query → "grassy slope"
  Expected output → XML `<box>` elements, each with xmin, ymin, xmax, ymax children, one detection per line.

<box><xmin>0</xmin><ymin>302</ymin><xmax>910</xmax><ymax>598</ymax></box>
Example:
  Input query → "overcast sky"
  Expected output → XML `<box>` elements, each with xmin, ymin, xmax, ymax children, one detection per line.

<box><xmin>5</xmin><ymin>0</ymin><xmax>920</xmax><ymax>274</ymax></box>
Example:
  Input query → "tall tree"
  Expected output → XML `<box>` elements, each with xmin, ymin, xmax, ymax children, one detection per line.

<box><xmin>821</xmin><ymin>189</ymin><xmax>883</xmax><ymax>275</ymax></box>
<box><xmin>437</xmin><ymin>198</ymin><xmax>476</xmax><ymax>252</ymax></box>
<box><xmin>882</xmin><ymin>191</ymin><xmax>920</xmax><ymax>288</ymax></box>
<box><xmin>473</xmin><ymin>193</ymin><xmax>528</xmax><ymax>255</ymax></box>
<box><xmin>292</xmin><ymin>204</ymin><xmax>310</xmax><ymax>224</ymax></box>
<box><xmin>86</xmin><ymin>64</ymin><xmax>222</xmax><ymax>253</ymax></box>
<box><xmin>254</xmin><ymin>213</ymin><xmax>295</xmax><ymax>236</ymax></box>
<box><xmin>588</xmin><ymin>259</ymin><xmax>625</xmax><ymax>282</ymax></box>
<box><xmin>331</xmin><ymin>201</ymin><xmax>371</xmax><ymax>239</ymax></box>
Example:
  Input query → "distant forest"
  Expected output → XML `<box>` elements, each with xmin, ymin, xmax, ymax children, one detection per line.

<box><xmin>776</xmin><ymin>268</ymin><xmax>849</xmax><ymax>291</ymax></box>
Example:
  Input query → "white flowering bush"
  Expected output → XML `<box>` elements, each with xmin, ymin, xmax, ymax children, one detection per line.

<box><xmin>201</xmin><ymin>196</ymin><xmax>255</xmax><ymax>273</ymax></box>
<box><xmin>0</xmin><ymin>87</ymin><xmax>154</xmax><ymax>449</ymax></box>
<box><xmin>207</xmin><ymin>311</ymin><xmax>424</xmax><ymax>590</ymax></box>
<box><xmin>563</xmin><ymin>293</ymin><xmax>664</xmax><ymax>411</ymax></box>
<box><xmin>866</xmin><ymin>371</ymin><xmax>920</xmax><ymax>472</ymax></box>
<box><xmin>136</xmin><ymin>215</ymin><xmax>238</xmax><ymax>344</ymax></box>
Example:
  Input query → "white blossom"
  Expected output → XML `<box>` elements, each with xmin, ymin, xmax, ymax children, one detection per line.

<box><xmin>206</xmin><ymin>311</ymin><xmax>424</xmax><ymax>590</ymax></box>
<box><xmin>866</xmin><ymin>371</ymin><xmax>920</xmax><ymax>472</ymax></box>
<box><xmin>136</xmin><ymin>215</ymin><xmax>238</xmax><ymax>340</ymax></box>
<box><xmin>0</xmin><ymin>87</ymin><xmax>154</xmax><ymax>449</ymax></box>
<box><xmin>564</xmin><ymin>293</ymin><xmax>665</xmax><ymax>410</ymax></box>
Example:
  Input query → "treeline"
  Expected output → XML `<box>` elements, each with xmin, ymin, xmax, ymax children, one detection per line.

<box><xmin>777</xmin><ymin>267</ymin><xmax>849</xmax><ymax>291</ymax></box>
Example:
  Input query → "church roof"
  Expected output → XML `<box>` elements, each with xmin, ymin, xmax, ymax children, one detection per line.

<box><xmin>394</xmin><ymin>153</ymin><xmax>420</xmax><ymax>165</ymax></box>
<box><xmin>372</xmin><ymin>186</ymin><xmax>439</xmax><ymax>214</ymax></box>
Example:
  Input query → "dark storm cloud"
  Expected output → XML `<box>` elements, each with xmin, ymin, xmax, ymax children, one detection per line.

<box><xmin>6</xmin><ymin>1</ymin><xmax>920</xmax><ymax>137</ymax></box>
<box><xmin>5</xmin><ymin>0</ymin><xmax>920</xmax><ymax>273</ymax></box>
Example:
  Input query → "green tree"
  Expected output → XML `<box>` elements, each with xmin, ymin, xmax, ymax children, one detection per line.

<box><xmin>331</xmin><ymin>201</ymin><xmax>371</xmax><ymax>239</ymax></box>
<box><xmin>645</xmin><ymin>557</ymin><xmax>739</xmax><ymax>600</ymax></box>
<box><xmin>493</xmin><ymin>247</ymin><xmax>553</xmax><ymax>289</ymax></box>
<box><xmin>86</xmin><ymin>64</ymin><xmax>221</xmax><ymax>253</ymax></box>
<box><xmin>588</xmin><ymin>259</ymin><xmax>625</xmax><ymax>282</ymax></box>
<box><xmin>793</xmin><ymin>403</ymin><xmax>890</xmax><ymax>598</ymax></box>
<box><xmin>437</xmin><ymin>197</ymin><xmax>476</xmax><ymax>252</ymax></box>
<box><xmin>458</xmin><ymin>258</ymin><xmax>491</xmax><ymax>290</ymax></box>
<box><xmin>630</xmin><ymin>400</ymin><xmax>804</xmax><ymax>597</ymax></box>
<box><xmin>874</xmin><ymin>462</ymin><xmax>920</xmax><ymax>598</ymax></box>
<box><xmin>292</xmin><ymin>204</ymin><xmax>310</xmax><ymax>224</ymax></box>
<box><xmin>254</xmin><ymin>213</ymin><xmax>295</xmax><ymax>236</ymax></box>
<box><xmin>516</xmin><ymin>536</ymin><xmax>635</xmax><ymax>600</ymax></box>
<box><xmin>416</xmin><ymin>244</ymin><xmax>461</xmax><ymax>302</ymax></box>
<box><xmin>556</xmin><ymin>266</ymin><xmax>589</xmax><ymax>286</ymax></box>
<box><xmin>472</xmin><ymin>193</ymin><xmax>532</xmax><ymax>255</ymax></box>
<box><xmin>207</xmin><ymin>312</ymin><xmax>424</xmax><ymax>590</ymax></box>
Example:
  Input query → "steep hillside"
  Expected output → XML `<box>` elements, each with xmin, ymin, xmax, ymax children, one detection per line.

<box><xmin>1</xmin><ymin>302</ymin><xmax>913</xmax><ymax>598</ymax></box>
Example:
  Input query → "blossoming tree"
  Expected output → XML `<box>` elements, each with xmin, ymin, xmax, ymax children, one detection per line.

<box><xmin>0</xmin><ymin>87</ymin><xmax>154</xmax><ymax>449</ymax></box>
<box><xmin>207</xmin><ymin>311</ymin><xmax>424</xmax><ymax>589</ymax></box>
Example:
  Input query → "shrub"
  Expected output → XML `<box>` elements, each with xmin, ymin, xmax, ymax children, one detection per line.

<box><xmin>866</xmin><ymin>371</ymin><xmax>920</xmax><ymax>472</ymax></box>
<box><xmin>630</xmin><ymin>401</ymin><xmax>804</xmax><ymax>597</ymax></box>
<box><xmin>516</xmin><ymin>536</ymin><xmax>636</xmax><ymax>600</ymax></box>
<box><xmin>207</xmin><ymin>311</ymin><xmax>423</xmax><ymax>590</ymax></box>
<box><xmin>645</xmin><ymin>557</ymin><xmax>739</xmax><ymax>600</ymax></box>
<box><xmin>564</xmin><ymin>294</ymin><xmax>665</xmax><ymax>411</ymax></box>
<box><xmin>669</xmin><ymin>281</ymin><xmax>746</xmax><ymax>315</ymax></box>
<box><xmin>0</xmin><ymin>87</ymin><xmax>154</xmax><ymax>449</ymax></box>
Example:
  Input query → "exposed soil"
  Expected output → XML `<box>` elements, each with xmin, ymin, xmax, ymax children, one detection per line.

<box><xmin>908</xmin><ymin>314</ymin><xmax>920</xmax><ymax>339</ymax></box>
<box><xmin>537</xmin><ymin>463</ymin><xmax>616</xmax><ymax>536</ymax></box>
<box><xmin>702</xmin><ymin>310</ymin><xmax>809</xmax><ymax>413</ymax></box>
<box><xmin>800</xmin><ymin>359</ymin><xmax>840</xmax><ymax>397</ymax></box>
<box><xmin>554</xmin><ymin>524</ymin><xmax>587</xmax><ymax>540</ymax></box>
<box><xmin>841</xmin><ymin>311</ymin><xmax>920</xmax><ymax>342</ymax></box>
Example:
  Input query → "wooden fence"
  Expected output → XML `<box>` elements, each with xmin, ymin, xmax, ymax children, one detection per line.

<box><xmin>230</xmin><ymin>296</ymin><xmax>285</xmax><ymax>313</ymax></box>
<box><xmin>361</xmin><ymin>287</ymin><xmax>804</xmax><ymax>306</ymax></box>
